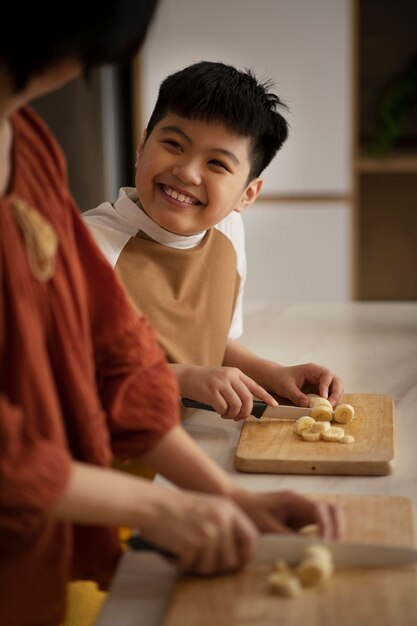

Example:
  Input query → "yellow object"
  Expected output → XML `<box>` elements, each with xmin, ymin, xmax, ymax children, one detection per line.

<box><xmin>334</xmin><ymin>403</ymin><xmax>355</xmax><ymax>424</ymax></box>
<box><xmin>322</xmin><ymin>426</ymin><xmax>345</xmax><ymax>442</ymax></box>
<box><xmin>301</xmin><ymin>430</ymin><xmax>321</xmax><ymax>442</ymax></box>
<box><xmin>62</xmin><ymin>581</ymin><xmax>107</xmax><ymax>626</ymax></box>
<box><xmin>310</xmin><ymin>420</ymin><xmax>331</xmax><ymax>434</ymax></box>
<box><xmin>268</xmin><ymin>571</ymin><xmax>302</xmax><ymax>596</ymax></box>
<box><xmin>294</xmin><ymin>415</ymin><xmax>315</xmax><ymax>434</ymax></box>
<box><xmin>311</xmin><ymin>405</ymin><xmax>334</xmax><ymax>421</ymax></box>
<box><xmin>306</xmin><ymin>394</ymin><xmax>332</xmax><ymax>409</ymax></box>
<box><xmin>296</xmin><ymin>545</ymin><xmax>334</xmax><ymax>587</ymax></box>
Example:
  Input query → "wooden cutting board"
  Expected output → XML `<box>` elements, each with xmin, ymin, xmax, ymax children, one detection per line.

<box><xmin>235</xmin><ymin>394</ymin><xmax>394</xmax><ymax>475</ymax></box>
<box><xmin>162</xmin><ymin>494</ymin><xmax>417</xmax><ymax>626</ymax></box>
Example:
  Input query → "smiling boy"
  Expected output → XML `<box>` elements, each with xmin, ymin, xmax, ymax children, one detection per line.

<box><xmin>83</xmin><ymin>61</ymin><xmax>343</xmax><ymax>419</ymax></box>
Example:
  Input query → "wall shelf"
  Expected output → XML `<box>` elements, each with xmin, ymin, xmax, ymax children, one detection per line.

<box><xmin>353</xmin><ymin>0</ymin><xmax>417</xmax><ymax>301</ymax></box>
<box><xmin>356</xmin><ymin>151</ymin><xmax>417</xmax><ymax>173</ymax></box>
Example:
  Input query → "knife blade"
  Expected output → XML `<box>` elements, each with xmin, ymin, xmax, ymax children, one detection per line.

<box><xmin>129</xmin><ymin>533</ymin><xmax>417</xmax><ymax>569</ymax></box>
<box><xmin>254</xmin><ymin>534</ymin><xmax>417</xmax><ymax>568</ymax></box>
<box><xmin>181</xmin><ymin>397</ymin><xmax>314</xmax><ymax>419</ymax></box>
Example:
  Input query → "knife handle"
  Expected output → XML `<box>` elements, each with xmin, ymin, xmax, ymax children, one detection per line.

<box><xmin>128</xmin><ymin>535</ymin><xmax>175</xmax><ymax>559</ymax></box>
<box><xmin>181</xmin><ymin>397</ymin><xmax>267</xmax><ymax>419</ymax></box>
<box><xmin>181</xmin><ymin>397</ymin><xmax>216</xmax><ymax>412</ymax></box>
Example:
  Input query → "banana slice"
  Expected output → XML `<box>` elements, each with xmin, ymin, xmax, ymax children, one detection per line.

<box><xmin>311</xmin><ymin>405</ymin><xmax>333</xmax><ymax>422</ymax></box>
<box><xmin>294</xmin><ymin>416</ymin><xmax>316</xmax><ymax>434</ymax></box>
<box><xmin>341</xmin><ymin>434</ymin><xmax>355</xmax><ymax>444</ymax></box>
<box><xmin>310</xmin><ymin>420</ymin><xmax>331</xmax><ymax>434</ymax></box>
<box><xmin>334</xmin><ymin>403</ymin><xmax>355</xmax><ymax>424</ymax></box>
<box><xmin>321</xmin><ymin>426</ymin><xmax>345</xmax><ymax>441</ymax></box>
<box><xmin>296</xmin><ymin>545</ymin><xmax>333</xmax><ymax>587</ymax></box>
<box><xmin>268</xmin><ymin>571</ymin><xmax>302</xmax><ymax>596</ymax></box>
<box><xmin>298</xmin><ymin>524</ymin><xmax>319</xmax><ymax>537</ymax></box>
<box><xmin>301</xmin><ymin>429</ymin><xmax>321</xmax><ymax>442</ymax></box>
<box><xmin>306</xmin><ymin>393</ymin><xmax>320</xmax><ymax>408</ymax></box>
<box><xmin>306</xmin><ymin>394</ymin><xmax>332</xmax><ymax>409</ymax></box>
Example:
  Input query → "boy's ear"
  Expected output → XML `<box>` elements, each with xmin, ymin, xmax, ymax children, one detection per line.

<box><xmin>136</xmin><ymin>128</ymin><xmax>148</xmax><ymax>163</ymax></box>
<box><xmin>235</xmin><ymin>178</ymin><xmax>263</xmax><ymax>213</ymax></box>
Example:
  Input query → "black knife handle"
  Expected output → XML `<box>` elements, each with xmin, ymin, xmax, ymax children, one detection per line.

<box><xmin>250</xmin><ymin>401</ymin><xmax>268</xmax><ymax>419</ymax></box>
<box><xmin>181</xmin><ymin>398</ymin><xmax>216</xmax><ymax>412</ymax></box>
<box><xmin>128</xmin><ymin>535</ymin><xmax>175</xmax><ymax>559</ymax></box>
<box><xmin>181</xmin><ymin>397</ymin><xmax>267</xmax><ymax>419</ymax></box>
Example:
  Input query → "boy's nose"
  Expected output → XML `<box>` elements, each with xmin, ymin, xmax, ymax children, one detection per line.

<box><xmin>171</xmin><ymin>161</ymin><xmax>201</xmax><ymax>186</ymax></box>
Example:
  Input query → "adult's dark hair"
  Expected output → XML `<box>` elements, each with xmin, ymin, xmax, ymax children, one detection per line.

<box><xmin>2</xmin><ymin>1</ymin><xmax>158</xmax><ymax>92</ymax></box>
<box><xmin>145</xmin><ymin>61</ymin><xmax>289</xmax><ymax>181</ymax></box>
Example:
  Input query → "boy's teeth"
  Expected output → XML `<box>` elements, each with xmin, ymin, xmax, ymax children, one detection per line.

<box><xmin>164</xmin><ymin>185</ymin><xmax>195</xmax><ymax>204</ymax></box>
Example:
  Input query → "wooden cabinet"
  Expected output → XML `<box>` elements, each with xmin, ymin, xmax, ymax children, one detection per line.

<box><xmin>353</xmin><ymin>0</ymin><xmax>417</xmax><ymax>299</ymax></box>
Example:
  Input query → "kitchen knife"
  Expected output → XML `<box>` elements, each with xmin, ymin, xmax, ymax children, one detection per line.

<box><xmin>253</xmin><ymin>534</ymin><xmax>417</xmax><ymax>568</ymax></box>
<box><xmin>129</xmin><ymin>533</ymin><xmax>417</xmax><ymax>569</ymax></box>
<box><xmin>181</xmin><ymin>397</ymin><xmax>315</xmax><ymax>419</ymax></box>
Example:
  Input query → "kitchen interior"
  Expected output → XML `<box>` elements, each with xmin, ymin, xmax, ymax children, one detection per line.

<box><xmin>33</xmin><ymin>0</ymin><xmax>417</xmax><ymax>624</ymax></box>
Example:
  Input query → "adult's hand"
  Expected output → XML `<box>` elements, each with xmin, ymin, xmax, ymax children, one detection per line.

<box><xmin>231</xmin><ymin>489</ymin><xmax>344</xmax><ymax>541</ymax></box>
<box><xmin>138</xmin><ymin>488</ymin><xmax>259</xmax><ymax>574</ymax></box>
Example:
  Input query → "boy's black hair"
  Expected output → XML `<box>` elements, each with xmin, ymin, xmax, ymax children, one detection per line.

<box><xmin>146</xmin><ymin>61</ymin><xmax>289</xmax><ymax>181</ymax></box>
<box><xmin>2</xmin><ymin>1</ymin><xmax>158</xmax><ymax>93</ymax></box>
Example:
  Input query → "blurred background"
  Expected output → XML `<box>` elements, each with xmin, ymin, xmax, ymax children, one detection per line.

<box><xmin>33</xmin><ymin>0</ymin><xmax>417</xmax><ymax>304</ymax></box>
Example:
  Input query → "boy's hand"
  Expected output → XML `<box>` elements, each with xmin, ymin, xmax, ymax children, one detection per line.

<box><xmin>172</xmin><ymin>363</ymin><xmax>277</xmax><ymax>421</ymax></box>
<box><xmin>269</xmin><ymin>363</ymin><xmax>344</xmax><ymax>408</ymax></box>
<box><xmin>231</xmin><ymin>489</ymin><xmax>344</xmax><ymax>541</ymax></box>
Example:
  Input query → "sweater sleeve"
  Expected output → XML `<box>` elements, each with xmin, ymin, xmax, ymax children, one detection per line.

<box><xmin>71</xmin><ymin>200</ymin><xmax>180</xmax><ymax>459</ymax></box>
<box><xmin>0</xmin><ymin>395</ymin><xmax>72</xmax><ymax>534</ymax></box>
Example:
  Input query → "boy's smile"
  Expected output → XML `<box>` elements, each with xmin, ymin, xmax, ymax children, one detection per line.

<box><xmin>135</xmin><ymin>114</ymin><xmax>262</xmax><ymax>236</ymax></box>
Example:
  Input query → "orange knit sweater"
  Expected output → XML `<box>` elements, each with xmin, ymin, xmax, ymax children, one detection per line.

<box><xmin>0</xmin><ymin>108</ymin><xmax>179</xmax><ymax>626</ymax></box>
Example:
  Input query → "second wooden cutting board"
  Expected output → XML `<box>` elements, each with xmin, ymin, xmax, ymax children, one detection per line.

<box><xmin>235</xmin><ymin>394</ymin><xmax>394</xmax><ymax>475</ymax></box>
<box><xmin>163</xmin><ymin>494</ymin><xmax>417</xmax><ymax>626</ymax></box>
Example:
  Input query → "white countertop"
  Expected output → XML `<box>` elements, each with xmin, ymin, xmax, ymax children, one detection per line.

<box><xmin>97</xmin><ymin>302</ymin><xmax>417</xmax><ymax>625</ymax></box>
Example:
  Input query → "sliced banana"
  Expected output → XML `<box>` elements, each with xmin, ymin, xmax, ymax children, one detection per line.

<box><xmin>334</xmin><ymin>403</ymin><xmax>355</xmax><ymax>424</ymax></box>
<box><xmin>306</xmin><ymin>393</ymin><xmax>321</xmax><ymax>408</ymax></box>
<box><xmin>310</xmin><ymin>420</ymin><xmax>331</xmax><ymax>434</ymax></box>
<box><xmin>311</xmin><ymin>405</ymin><xmax>334</xmax><ymax>422</ymax></box>
<box><xmin>341</xmin><ymin>434</ymin><xmax>355</xmax><ymax>444</ymax></box>
<box><xmin>296</xmin><ymin>545</ymin><xmax>333</xmax><ymax>587</ymax></box>
<box><xmin>268</xmin><ymin>571</ymin><xmax>302</xmax><ymax>596</ymax></box>
<box><xmin>314</xmin><ymin>398</ymin><xmax>333</xmax><ymax>409</ymax></box>
<box><xmin>306</xmin><ymin>394</ymin><xmax>332</xmax><ymax>409</ymax></box>
<box><xmin>301</xmin><ymin>429</ymin><xmax>321</xmax><ymax>442</ymax></box>
<box><xmin>298</xmin><ymin>524</ymin><xmax>319</xmax><ymax>537</ymax></box>
<box><xmin>321</xmin><ymin>426</ymin><xmax>345</xmax><ymax>441</ymax></box>
<box><xmin>294</xmin><ymin>415</ymin><xmax>316</xmax><ymax>434</ymax></box>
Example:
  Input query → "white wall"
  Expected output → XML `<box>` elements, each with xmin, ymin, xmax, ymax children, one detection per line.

<box><xmin>242</xmin><ymin>202</ymin><xmax>351</xmax><ymax>303</ymax></box>
<box><xmin>138</xmin><ymin>0</ymin><xmax>352</xmax><ymax>302</ymax></box>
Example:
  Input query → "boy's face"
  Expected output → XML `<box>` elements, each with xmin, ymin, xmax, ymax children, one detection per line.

<box><xmin>135</xmin><ymin>114</ymin><xmax>262</xmax><ymax>235</ymax></box>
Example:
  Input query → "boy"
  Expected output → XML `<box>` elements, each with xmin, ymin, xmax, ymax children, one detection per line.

<box><xmin>83</xmin><ymin>61</ymin><xmax>343</xmax><ymax>420</ymax></box>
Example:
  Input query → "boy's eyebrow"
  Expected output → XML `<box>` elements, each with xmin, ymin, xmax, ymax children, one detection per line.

<box><xmin>159</xmin><ymin>125</ymin><xmax>241</xmax><ymax>165</ymax></box>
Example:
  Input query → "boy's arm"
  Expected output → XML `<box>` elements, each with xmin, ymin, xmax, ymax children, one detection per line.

<box><xmin>223</xmin><ymin>339</ymin><xmax>344</xmax><ymax>408</ymax></box>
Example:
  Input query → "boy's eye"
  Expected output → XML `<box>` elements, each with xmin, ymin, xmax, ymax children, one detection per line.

<box><xmin>209</xmin><ymin>159</ymin><xmax>229</xmax><ymax>171</ymax></box>
<box><xmin>163</xmin><ymin>140</ymin><xmax>182</xmax><ymax>150</ymax></box>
